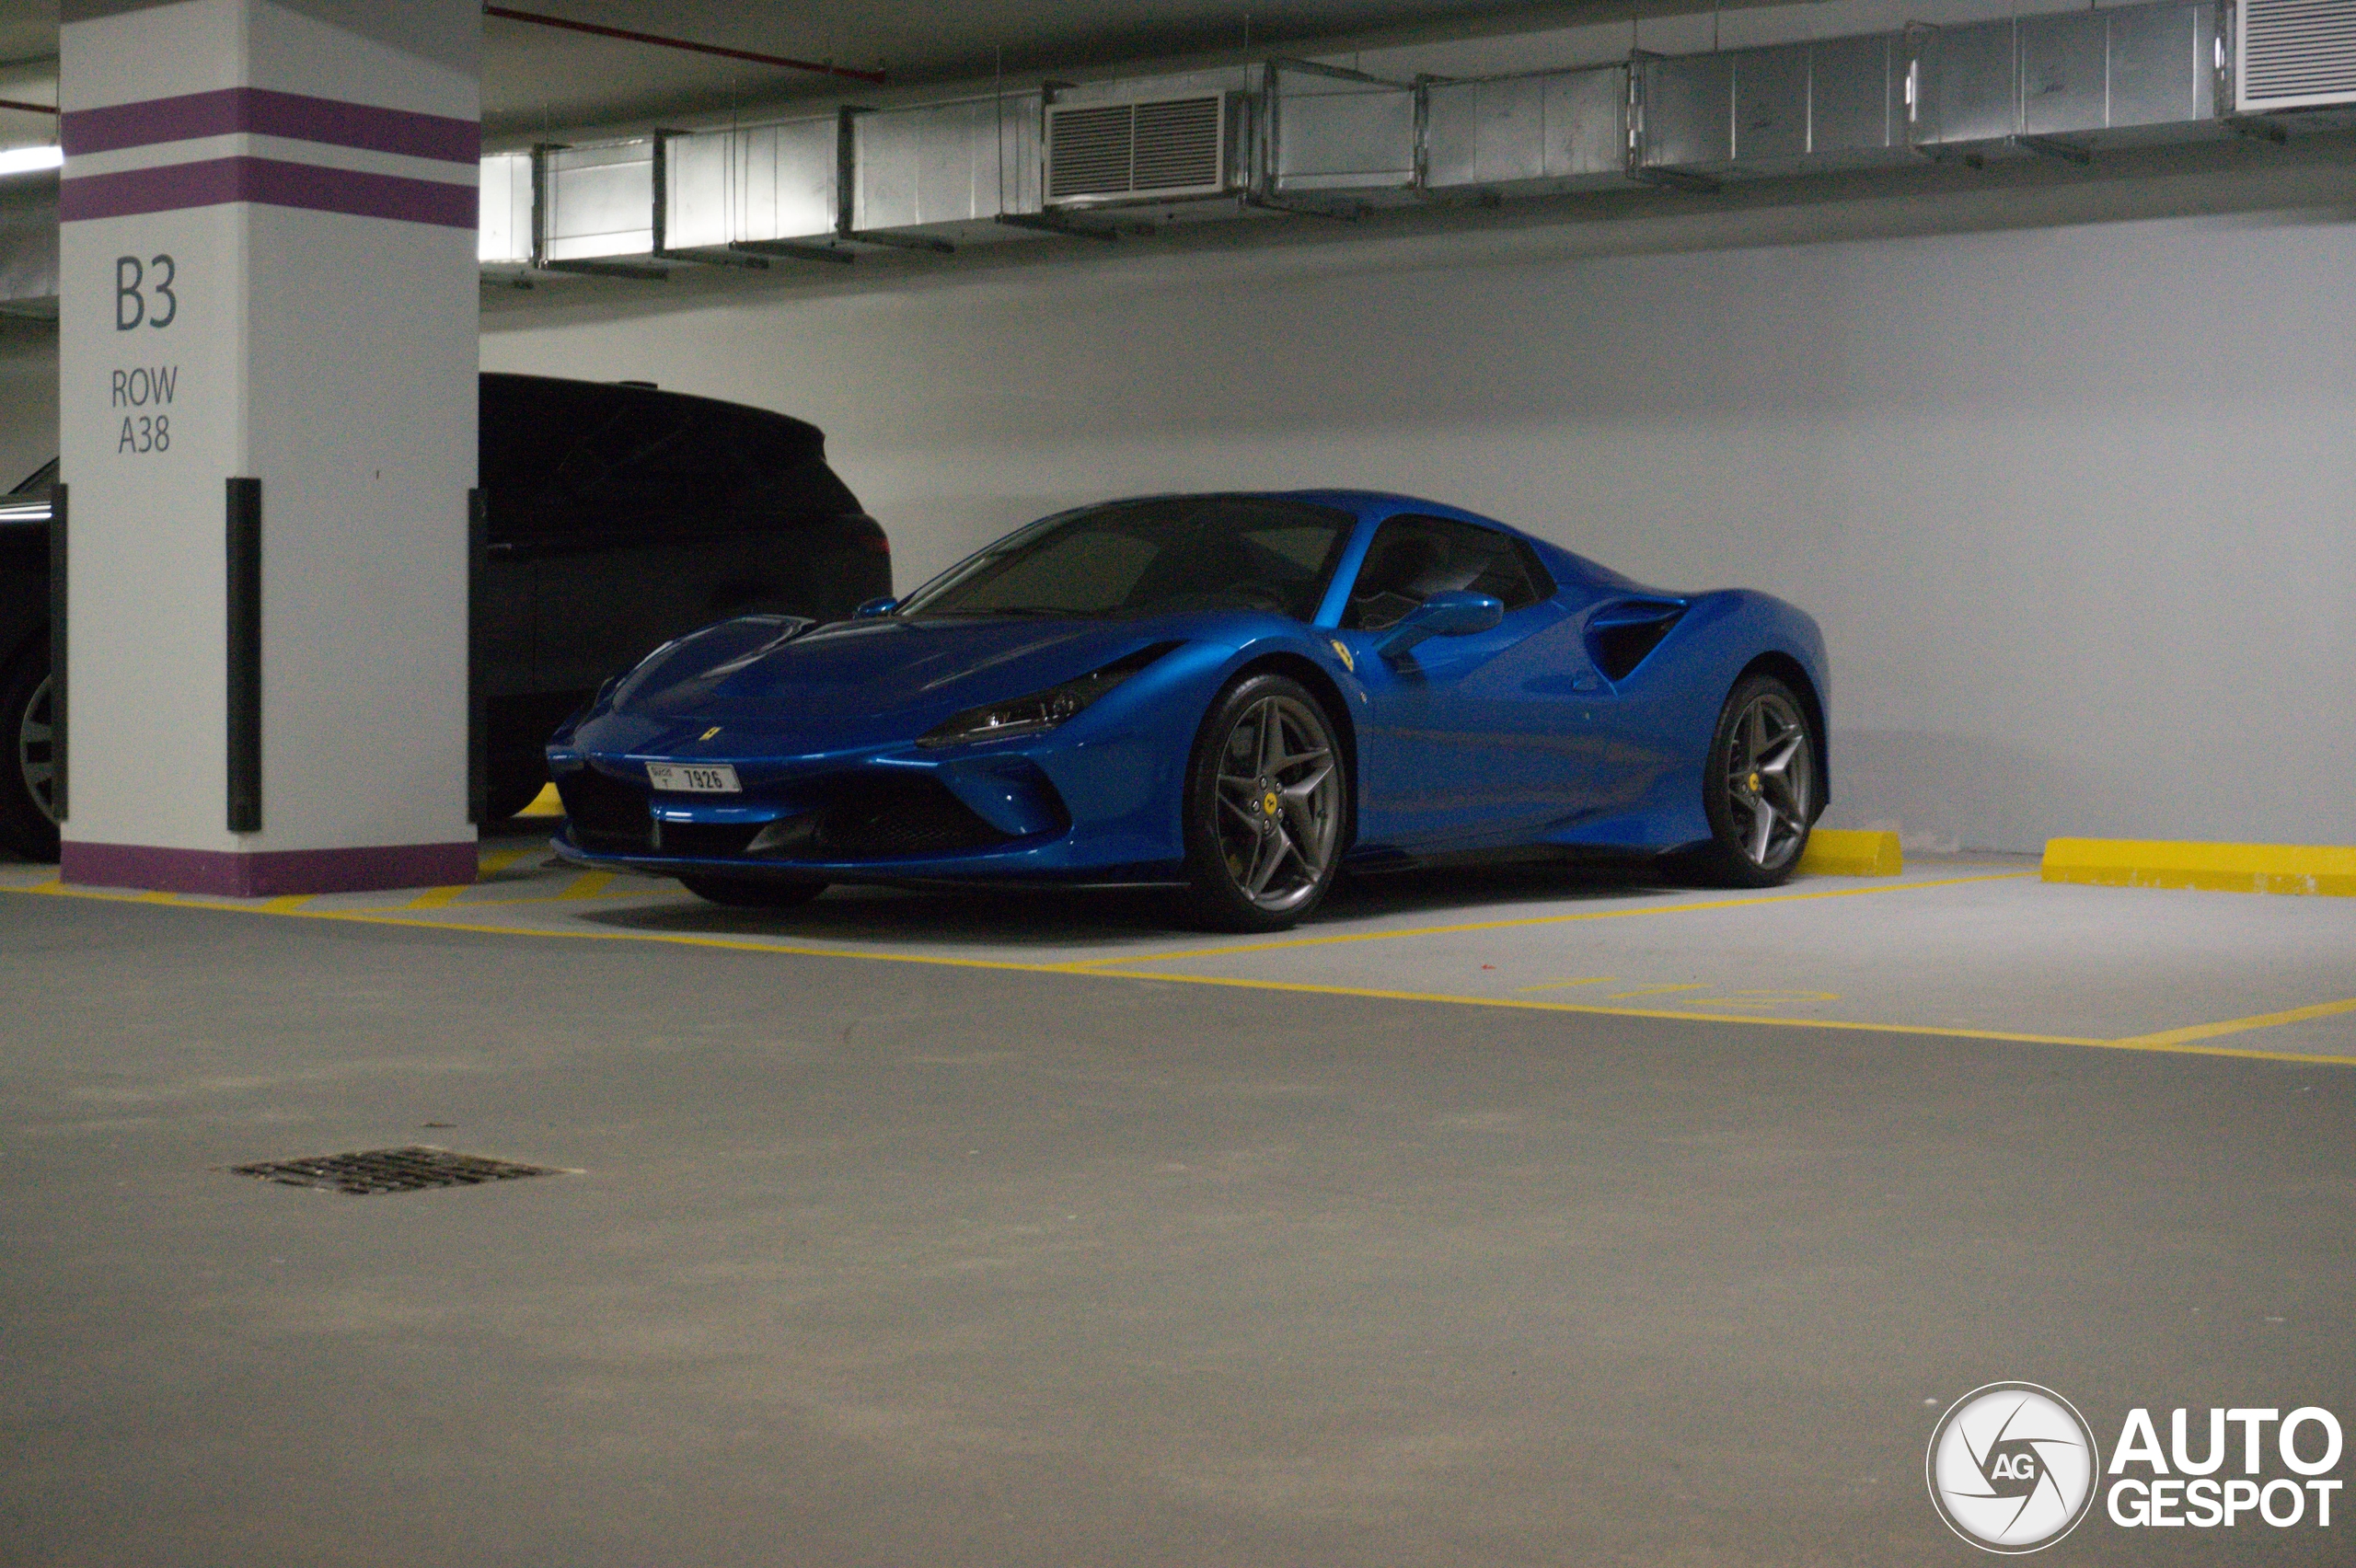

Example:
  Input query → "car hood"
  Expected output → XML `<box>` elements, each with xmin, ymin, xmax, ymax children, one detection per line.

<box><xmin>609</xmin><ymin>612</ymin><xmax>1212</xmax><ymax>732</ymax></box>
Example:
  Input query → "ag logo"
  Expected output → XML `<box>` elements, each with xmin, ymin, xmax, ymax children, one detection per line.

<box><xmin>1926</xmin><ymin>1383</ymin><xmax>2101</xmax><ymax>1553</ymax></box>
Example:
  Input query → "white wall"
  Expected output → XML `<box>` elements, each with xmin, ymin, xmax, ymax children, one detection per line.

<box><xmin>483</xmin><ymin>202</ymin><xmax>2355</xmax><ymax>853</ymax></box>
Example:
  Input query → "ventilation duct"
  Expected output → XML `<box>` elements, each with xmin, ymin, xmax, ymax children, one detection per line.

<box><xmin>0</xmin><ymin>181</ymin><xmax>55</xmax><ymax>312</ymax></box>
<box><xmin>1045</xmin><ymin>88</ymin><xmax>1233</xmax><ymax>204</ymax></box>
<box><xmin>851</xmin><ymin>92</ymin><xmax>1046</xmax><ymax>238</ymax></box>
<box><xmin>1634</xmin><ymin>37</ymin><xmax>1909</xmax><ymax>179</ymax></box>
<box><xmin>661</xmin><ymin>116</ymin><xmax>838</xmax><ymax>253</ymax></box>
<box><xmin>478</xmin><ymin>151</ymin><xmax>532</xmax><ymax>265</ymax></box>
<box><xmin>2237</xmin><ymin>0</ymin><xmax>2356</xmax><ymax>109</ymax></box>
<box><xmin>539</xmin><ymin>140</ymin><xmax>655</xmax><ymax>260</ymax></box>
<box><xmin>1268</xmin><ymin>61</ymin><xmax>1418</xmax><ymax>198</ymax></box>
<box><xmin>1904</xmin><ymin>4</ymin><xmax>2220</xmax><ymax>157</ymax></box>
<box><xmin>1423</xmin><ymin>66</ymin><xmax>1632</xmax><ymax>194</ymax></box>
<box><xmin>460</xmin><ymin>0</ymin><xmax>2346</xmax><ymax>290</ymax></box>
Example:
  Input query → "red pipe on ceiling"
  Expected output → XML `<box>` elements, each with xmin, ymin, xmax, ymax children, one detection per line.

<box><xmin>483</xmin><ymin>6</ymin><xmax>887</xmax><ymax>86</ymax></box>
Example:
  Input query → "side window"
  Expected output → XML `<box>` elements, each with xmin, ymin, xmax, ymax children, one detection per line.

<box><xmin>493</xmin><ymin>398</ymin><xmax>728</xmax><ymax>548</ymax></box>
<box><xmin>541</xmin><ymin>405</ymin><xmax>713</xmax><ymax>537</ymax></box>
<box><xmin>482</xmin><ymin>385</ymin><xmax>859</xmax><ymax>549</ymax></box>
<box><xmin>1342</xmin><ymin>515</ymin><xmax>1543</xmax><ymax>629</ymax></box>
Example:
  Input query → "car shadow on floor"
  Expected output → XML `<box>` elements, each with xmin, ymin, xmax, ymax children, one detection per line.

<box><xmin>572</xmin><ymin>858</ymin><xmax>1692</xmax><ymax>952</ymax></box>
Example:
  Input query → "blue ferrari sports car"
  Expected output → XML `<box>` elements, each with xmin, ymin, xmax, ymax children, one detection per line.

<box><xmin>548</xmin><ymin>490</ymin><xmax>1829</xmax><ymax>930</ymax></box>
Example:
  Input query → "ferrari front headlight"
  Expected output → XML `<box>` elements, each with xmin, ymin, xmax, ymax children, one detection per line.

<box><xmin>917</xmin><ymin>644</ymin><xmax>1177</xmax><ymax>749</ymax></box>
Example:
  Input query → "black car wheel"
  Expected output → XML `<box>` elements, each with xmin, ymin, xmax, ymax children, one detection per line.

<box><xmin>0</xmin><ymin>644</ymin><xmax>59</xmax><ymax>862</ymax></box>
<box><xmin>1701</xmin><ymin>674</ymin><xmax>1817</xmax><ymax>887</ymax></box>
<box><xmin>1182</xmin><ymin>672</ymin><xmax>1348</xmax><ymax>932</ymax></box>
<box><xmin>482</xmin><ymin>771</ymin><xmax>547</xmax><ymax>824</ymax></box>
<box><xmin>679</xmin><ymin>874</ymin><xmax>829</xmax><ymax>909</ymax></box>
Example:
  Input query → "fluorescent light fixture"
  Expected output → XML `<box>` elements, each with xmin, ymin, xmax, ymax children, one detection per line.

<box><xmin>0</xmin><ymin>144</ymin><xmax>63</xmax><ymax>176</ymax></box>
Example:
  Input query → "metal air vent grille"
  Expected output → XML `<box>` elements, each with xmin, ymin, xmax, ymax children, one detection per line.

<box><xmin>1133</xmin><ymin>98</ymin><xmax>1224</xmax><ymax>189</ymax></box>
<box><xmin>2238</xmin><ymin>0</ymin><xmax>2356</xmax><ymax>109</ymax></box>
<box><xmin>1047</xmin><ymin>104</ymin><xmax>1135</xmax><ymax>199</ymax></box>
<box><xmin>1046</xmin><ymin>94</ymin><xmax>1228</xmax><ymax>202</ymax></box>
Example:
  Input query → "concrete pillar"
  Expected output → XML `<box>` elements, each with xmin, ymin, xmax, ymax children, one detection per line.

<box><xmin>56</xmin><ymin>0</ymin><xmax>478</xmax><ymax>895</ymax></box>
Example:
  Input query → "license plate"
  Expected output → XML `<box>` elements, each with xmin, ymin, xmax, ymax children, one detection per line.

<box><xmin>645</xmin><ymin>762</ymin><xmax>741</xmax><ymax>794</ymax></box>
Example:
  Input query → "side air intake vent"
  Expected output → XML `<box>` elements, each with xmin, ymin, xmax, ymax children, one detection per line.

<box><xmin>2238</xmin><ymin>0</ymin><xmax>2356</xmax><ymax>110</ymax></box>
<box><xmin>1586</xmin><ymin>599</ymin><xmax>1689</xmax><ymax>681</ymax></box>
<box><xmin>1046</xmin><ymin>94</ymin><xmax>1229</xmax><ymax>203</ymax></box>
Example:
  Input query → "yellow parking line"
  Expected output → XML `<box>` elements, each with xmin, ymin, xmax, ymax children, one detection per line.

<box><xmin>2111</xmin><ymin>996</ymin><xmax>2356</xmax><ymax>1051</ymax></box>
<box><xmin>456</xmin><ymin>871</ymin><xmax>626</xmax><ymax>907</ymax></box>
<box><xmin>1513</xmin><ymin>976</ymin><xmax>1614</xmax><ymax>993</ymax></box>
<box><xmin>1703</xmin><ymin>990</ymin><xmax>1843</xmax><ymax>1009</ymax></box>
<box><xmin>292</xmin><ymin>905</ymin><xmax>1106</xmax><ymax>975</ymax></box>
<box><xmin>1078</xmin><ymin>968</ymin><xmax>2356</xmax><ymax>1066</ymax></box>
<box><xmin>398</xmin><ymin>845</ymin><xmax>549</xmax><ymax>908</ymax></box>
<box><xmin>256</xmin><ymin>894</ymin><xmax>313</xmax><ymax>914</ymax></box>
<box><xmin>1081</xmin><ymin>968</ymin><xmax>2110</xmax><ymax>1046</ymax></box>
<box><xmin>1068</xmin><ymin>872</ymin><xmax>2039</xmax><ymax>968</ymax></box>
<box><xmin>6</xmin><ymin>877</ymin><xmax>2350</xmax><ymax>1067</ymax></box>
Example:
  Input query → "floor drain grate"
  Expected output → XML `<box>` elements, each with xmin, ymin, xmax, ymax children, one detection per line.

<box><xmin>230</xmin><ymin>1146</ymin><xmax>558</xmax><ymax>1196</ymax></box>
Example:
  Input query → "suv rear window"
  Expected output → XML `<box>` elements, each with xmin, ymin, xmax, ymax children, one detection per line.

<box><xmin>480</xmin><ymin>377</ymin><xmax>858</xmax><ymax>547</ymax></box>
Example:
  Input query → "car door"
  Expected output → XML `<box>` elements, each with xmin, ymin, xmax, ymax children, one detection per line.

<box><xmin>474</xmin><ymin>501</ymin><xmax>535</xmax><ymax>703</ymax></box>
<box><xmin>1334</xmin><ymin>515</ymin><xmax>1607</xmax><ymax>852</ymax></box>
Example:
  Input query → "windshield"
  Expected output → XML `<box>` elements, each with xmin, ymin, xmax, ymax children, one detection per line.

<box><xmin>11</xmin><ymin>458</ymin><xmax>57</xmax><ymax>495</ymax></box>
<box><xmin>899</xmin><ymin>496</ymin><xmax>1356</xmax><ymax>623</ymax></box>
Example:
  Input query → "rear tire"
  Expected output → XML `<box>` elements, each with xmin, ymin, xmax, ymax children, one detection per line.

<box><xmin>1181</xmin><ymin>673</ymin><xmax>1348</xmax><ymax>932</ymax></box>
<box><xmin>1700</xmin><ymin>674</ymin><xmax>1817</xmax><ymax>888</ymax></box>
<box><xmin>482</xmin><ymin>770</ymin><xmax>546</xmax><ymax>824</ymax></box>
<box><xmin>679</xmin><ymin>874</ymin><xmax>828</xmax><ymax>909</ymax></box>
<box><xmin>0</xmin><ymin>644</ymin><xmax>59</xmax><ymax>862</ymax></box>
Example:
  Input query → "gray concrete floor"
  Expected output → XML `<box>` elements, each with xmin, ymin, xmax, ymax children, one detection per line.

<box><xmin>4</xmin><ymin>854</ymin><xmax>2353</xmax><ymax>1565</ymax></box>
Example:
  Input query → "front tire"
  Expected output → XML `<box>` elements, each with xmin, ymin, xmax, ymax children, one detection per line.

<box><xmin>679</xmin><ymin>874</ymin><xmax>828</xmax><ymax>909</ymax></box>
<box><xmin>0</xmin><ymin>644</ymin><xmax>59</xmax><ymax>862</ymax></box>
<box><xmin>1700</xmin><ymin>674</ymin><xmax>1817</xmax><ymax>887</ymax></box>
<box><xmin>1181</xmin><ymin>673</ymin><xmax>1348</xmax><ymax>932</ymax></box>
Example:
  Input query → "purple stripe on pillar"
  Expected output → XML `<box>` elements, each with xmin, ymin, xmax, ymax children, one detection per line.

<box><xmin>62</xmin><ymin>839</ymin><xmax>481</xmax><ymax>897</ymax></box>
<box><xmin>60</xmin><ymin>156</ymin><xmax>476</xmax><ymax>228</ymax></box>
<box><xmin>63</xmin><ymin>86</ymin><xmax>478</xmax><ymax>163</ymax></box>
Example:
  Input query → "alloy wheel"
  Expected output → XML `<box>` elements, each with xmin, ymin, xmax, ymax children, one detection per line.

<box><xmin>18</xmin><ymin>673</ymin><xmax>53</xmax><ymax>825</ymax></box>
<box><xmin>1211</xmin><ymin>693</ymin><xmax>1343</xmax><ymax>915</ymax></box>
<box><xmin>1722</xmin><ymin>687</ymin><xmax>1811</xmax><ymax>871</ymax></box>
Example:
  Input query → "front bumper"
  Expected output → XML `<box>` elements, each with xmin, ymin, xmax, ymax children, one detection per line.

<box><xmin>548</xmin><ymin>728</ymin><xmax>1185</xmax><ymax>886</ymax></box>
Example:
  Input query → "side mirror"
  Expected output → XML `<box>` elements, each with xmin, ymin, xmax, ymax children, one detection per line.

<box><xmin>855</xmin><ymin>595</ymin><xmax>899</xmax><ymax>618</ymax></box>
<box><xmin>1377</xmin><ymin>590</ymin><xmax>1505</xmax><ymax>660</ymax></box>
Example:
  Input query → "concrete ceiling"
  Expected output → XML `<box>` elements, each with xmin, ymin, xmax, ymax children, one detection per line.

<box><xmin>478</xmin><ymin>1</ymin><xmax>1641</xmax><ymax>136</ymax></box>
<box><xmin>0</xmin><ymin>3</ymin><xmax>1747</xmax><ymax>139</ymax></box>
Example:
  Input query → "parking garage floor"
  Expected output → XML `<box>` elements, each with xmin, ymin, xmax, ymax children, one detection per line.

<box><xmin>4</xmin><ymin>839</ymin><xmax>2353</xmax><ymax>1565</ymax></box>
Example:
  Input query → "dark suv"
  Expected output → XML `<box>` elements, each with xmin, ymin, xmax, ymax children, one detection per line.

<box><xmin>0</xmin><ymin>373</ymin><xmax>891</xmax><ymax>860</ymax></box>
